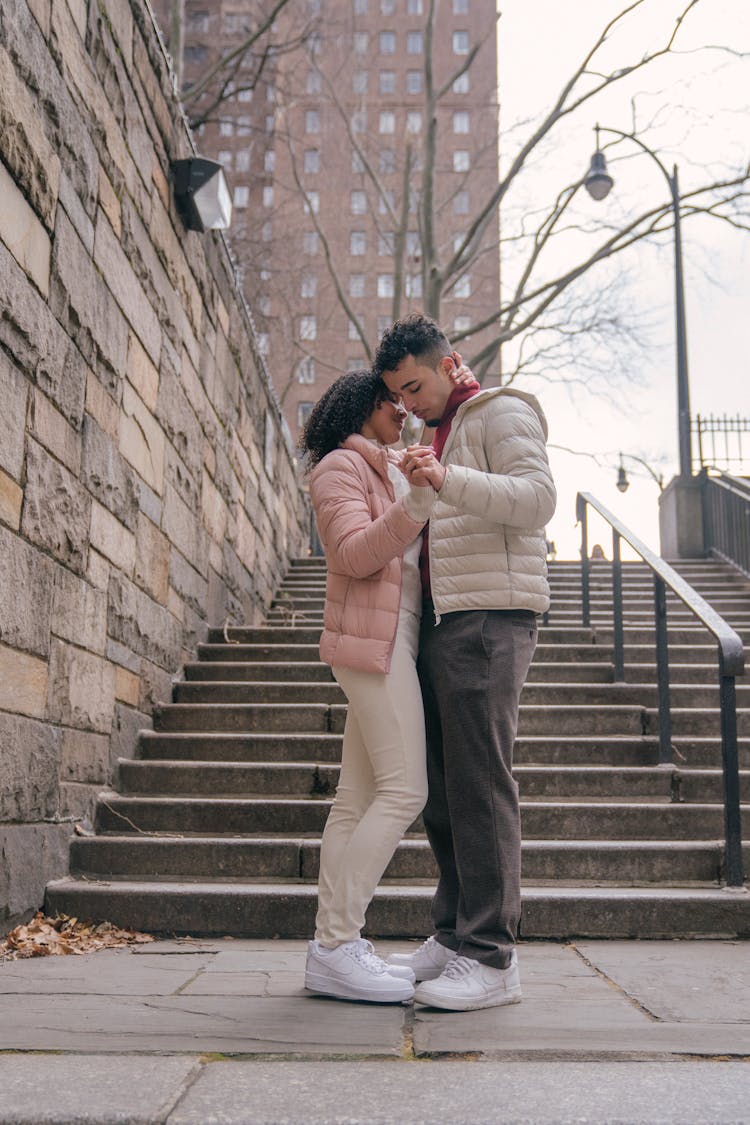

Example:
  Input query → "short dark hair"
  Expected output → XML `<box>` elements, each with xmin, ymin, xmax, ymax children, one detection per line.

<box><xmin>373</xmin><ymin>313</ymin><xmax>451</xmax><ymax>376</ymax></box>
<box><xmin>298</xmin><ymin>369</ymin><xmax>388</xmax><ymax>469</ymax></box>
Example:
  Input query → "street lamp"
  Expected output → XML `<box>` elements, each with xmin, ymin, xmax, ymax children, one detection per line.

<box><xmin>615</xmin><ymin>452</ymin><xmax>664</xmax><ymax>493</ymax></box>
<box><xmin>584</xmin><ymin>125</ymin><xmax>693</xmax><ymax>479</ymax></box>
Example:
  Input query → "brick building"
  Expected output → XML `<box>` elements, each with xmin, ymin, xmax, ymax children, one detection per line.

<box><xmin>158</xmin><ymin>0</ymin><xmax>501</xmax><ymax>440</ymax></box>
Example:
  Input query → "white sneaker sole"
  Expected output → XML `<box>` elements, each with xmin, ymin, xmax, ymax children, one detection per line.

<box><xmin>305</xmin><ymin>971</ymin><xmax>414</xmax><ymax>1003</ymax></box>
<box><xmin>413</xmin><ymin>985</ymin><xmax>522</xmax><ymax>1011</ymax></box>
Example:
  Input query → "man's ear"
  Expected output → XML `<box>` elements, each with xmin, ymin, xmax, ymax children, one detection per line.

<box><xmin>437</xmin><ymin>355</ymin><xmax>455</xmax><ymax>379</ymax></box>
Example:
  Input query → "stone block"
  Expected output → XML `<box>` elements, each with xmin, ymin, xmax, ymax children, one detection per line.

<box><xmin>26</xmin><ymin>0</ymin><xmax>51</xmax><ymax>37</ymax></box>
<box><xmin>135</xmin><ymin>477</ymin><xmax>162</xmax><ymax>526</ymax></box>
<box><xmin>156</xmin><ymin>345</ymin><xmax>203</xmax><ymax>482</ymax></box>
<box><xmin>0</xmin><ymin>44</ymin><xmax>61</xmax><ymax>230</ymax></box>
<box><xmin>82</xmin><ymin>415</ymin><xmax>139</xmax><ymax>530</ymax></box>
<box><xmin>85</xmin><ymin>373</ymin><xmax>120</xmax><ymax>438</ymax></box>
<box><xmin>50</xmin><ymin>564</ymin><xmax>107</xmax><ymax>656</ymax></box>
<box><xmin>45</xmin><ymin>638</ymin><xmax>116</xmax><ymax>734</ymax></box>
<box><xmin>87</xmin><ymin>548</ymin><xmax>110</xmax><ymax>592</ymax></box>
<box><xmin>110</xmin><ymin>701</ymin><xmax>150</xmax><ymax>769</ymax></box>
<box><xmin>60</xmin><ymin>727</ymin><xmax>109</xmax><ymax>784</ymax></box>
<box><xmin>121</xmin><ymin>193</ymin><xmax>183</xmax><ymax>348</ymax></box>
<box><xmin>98</xmin><ymin>165</ymin><xmax>121</xmax><ymax>240</ymax></box>
<box><xmin>22</xmin><ymin>440</ymin><xmax>90</xmax><ymax>575</ymax></box>
<box><xmin>30</xmin><ymin>389</ymin><xmax>81</xmax><ymax>474</ymax></box>
<box><xmin>115</xmin><ymin>665</ymin><xmax>140</xmax><ymax>707</ymax></box>
<box><xmin>0</xmin><ymin>242</ymin><xmax>87</xmax><ymax>426</ymax></box>
<box><xmin>58</xmin><ymin>169</ymin><xmax>94</xmax><ymax>254</ymax></box>
<box><xmin>201</xmin><ymin>474</ymin><xmax>228</xmax><ymax>543</ymax></box>
<box><xmin>51</xmin><ymin>206</ymin><xmax>129</xmax><ymax>381</ymax></box>
<box><xmin>234</xmin><ymin>508</ymin><xmax>258</xmax><ymax>573</ymax></box>
<box><xmin>0</xmin><ymin>712</ymin><xmax>62</xmax><ymax>820</ymax></box>
<box><xmin>89</xmin><ymin>499</ymin><xmax>136</xmax><ymax>575</ymax></box>
<box><xmin>165</xmin><ymin>442</ymin><xmax>200</xmax><ymax>513</ymax></box>
<box><xmin>119</xmin><ymin>380</ymin><xmax>165</xmax><ymax>495</ymax></box>
<box><xmin>94</xmin><ymin>212</ymin><xmax>161</xmax><ymax>364</ymax></box>
<box><xmin>106</xmin><ymin>638</ymin><xmax>140</xmax><ymax>675</ymax></box>
<box><xmin>148</xmin><ymin>194</ymin><xmax>203</xmax><ymax>335</ymax></box>
<box><xmin>0</xmin><ymin>471</ymin><xmax>23</xmax><ymax>531</ymax></box>
<box><xmin>138</xmin><ymin>657</ymin><xmax>173</xmax><ymax>712</ymax></box>
<box><xmin>58</xmin><ymin>781</ymin><xmax>98</xmax><ymax>823</ymax></box>
<box><xmin>0</xmin><ymin>824</ymin><xmax>71</xmax><ymax>929</ymax></box>
<box><xmin>0</xmin><ymin>158</ymin><xmax>52</xmax><ymax>296</ymax></box>
<box><xmin>0</xmin><ymin>642</ymin><xmax>49</xmax><ymax>721</ymax></box>
<box><xmin>134</xmin><ymin>512</ymin><xmax>170</xmax><ymax>603</ymax></box>
<box><xmin>162</xmin><ymin>483</ymin><xmax>207</xmax><ymax>577</ymax></box>
<box><xmin>0</xmin><ymin>525</ymin><xmax>55</xmax><ymax>657</ymax></box>
<box><xmin>107</xmin><ymin>572</ymin><xmax>182</xmax><ymax>671</ymax></box>
<box><xmin>0</xmin><ymin>351</ymin><xmax>28</xmax><ymax>481</ymax></box>
<box><xmin>126</xmin><ymin>332</ymin><xmax>159</xmax><ymax>411</ymax></box>
<box><xmin>168</xmin><ymin>549</ymin><xmax>208</xmax><ymax>617</ymax></box>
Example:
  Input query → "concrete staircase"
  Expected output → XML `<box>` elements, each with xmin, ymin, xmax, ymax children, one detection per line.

<box><xmin>46</xmin><ymin>557</ymin><xmax>750</xmax><ymax>938</ymax></box>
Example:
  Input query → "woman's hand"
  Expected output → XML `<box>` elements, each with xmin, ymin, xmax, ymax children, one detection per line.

<box><xmin>400</xmin><ymin>445</ymin><xmax>446</xmax><ymax>491</ymax></box>
<box><xmin>448</xmin><ymin>351</ymin><xmax>475</xmax><ymax>387</ymax></box>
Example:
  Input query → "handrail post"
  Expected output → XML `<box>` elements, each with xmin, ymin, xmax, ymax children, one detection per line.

<box><xmin>577</xmin><ymin>494</ymin><xmax>591</xmax><ymax>629</ymax></box>
<box><xmin>719</xmin><ymin>659</ymin><xmax>745</xmax><ymax>886</ymax></box>
<box><xmin>612</xmin><ymin>529</ymin><xmax>625</xmax><ymax>682</ymax></box>
<box><xmin>653</xmin><ymin>575</ymin><xmax>673</xmax><ymax>764</ymax></box>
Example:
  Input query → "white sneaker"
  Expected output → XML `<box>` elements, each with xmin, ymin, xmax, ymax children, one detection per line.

<box><xmin>388</xmin><ymin>935</ymin><xmax>456</xmax><ymax>981</ymax></box>
<box><xmin>414</xmin><ymin>950</ymin><xmax>522</xmax><ymax>1011</ymax></box>
<box><xmin>305</xmin><ymin>939</ymin><xmax>415</xmax><ymax>1003</ymax></box>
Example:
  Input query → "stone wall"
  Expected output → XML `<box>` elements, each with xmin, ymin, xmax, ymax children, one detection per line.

<box><xmin>0</xmin><ymin>0</ymin><xmax>310</xmax><ymax>932</ymax></box>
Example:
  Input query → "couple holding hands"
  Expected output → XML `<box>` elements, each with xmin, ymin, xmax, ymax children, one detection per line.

<box><xmin>299</xmin><ymin>314</ymin><xmax>556</xmax><ymax>1011</ymax></box>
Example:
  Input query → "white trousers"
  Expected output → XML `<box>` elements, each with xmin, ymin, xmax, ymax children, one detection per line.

<box><xmin>315</xmin><ymin>609</ymin><xmax>428</xmax><ymax>947</ymax></box>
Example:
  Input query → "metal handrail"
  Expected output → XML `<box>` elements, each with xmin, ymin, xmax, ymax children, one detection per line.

<box><xmin>576</xmin><ymin>491</ymin><xmax>746</xmax><ymax>888</ymax></box>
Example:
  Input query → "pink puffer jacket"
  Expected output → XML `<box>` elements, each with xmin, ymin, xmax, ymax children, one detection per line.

<box><xmin>309</xmin><ymin>434</ymin><xmax>435</xmax><ymax>674</ymax></box>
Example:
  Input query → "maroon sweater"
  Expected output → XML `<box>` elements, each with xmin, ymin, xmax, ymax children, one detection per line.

<box><xmin>419</xmin><ymin>380</ymin><xmax>481</xmax><ymax>597</ymax></box>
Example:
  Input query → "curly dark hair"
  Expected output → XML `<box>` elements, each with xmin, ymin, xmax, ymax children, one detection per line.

<box><xmin>299</xmin><ymin>369</ymin><xmax>388</xmax><ymax>469</ymax></box>
<box><xmin>373</xmin><ymin>313</ymin><xmax>451</xmax><ymax>376</ymax></box>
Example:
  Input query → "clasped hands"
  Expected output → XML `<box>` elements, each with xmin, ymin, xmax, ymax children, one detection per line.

<box><xmin>400</xmin><ymin>353</ymin><xmax>473</xmax><ymax>491</ymax></box>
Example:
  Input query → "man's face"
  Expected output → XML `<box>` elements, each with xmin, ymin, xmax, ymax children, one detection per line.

<box><xmin>381</xmin><ymin>354</ymin><xmax>453</xmax><ymax>428</ymax></box>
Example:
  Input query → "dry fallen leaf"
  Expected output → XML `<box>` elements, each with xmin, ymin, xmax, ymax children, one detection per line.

<box><xmin>0</xmin><ymin>912</ymin><xmax>154</xmax><ymax>961</ymax></box>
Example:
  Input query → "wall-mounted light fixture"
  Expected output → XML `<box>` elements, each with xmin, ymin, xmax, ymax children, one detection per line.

<box><xmin>172</xmin><ymin>157</ymin><xmax>232</xmax><ymax>232</ymax></box>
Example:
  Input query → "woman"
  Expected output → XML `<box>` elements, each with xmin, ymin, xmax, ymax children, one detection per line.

<box><xmin>299</xmin><ymin>368</ymin><xmax>447</xmax><ymax>1004</ymax></box>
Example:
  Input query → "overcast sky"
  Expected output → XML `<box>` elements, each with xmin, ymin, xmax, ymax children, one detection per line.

<box><xmin>497</xmin><ymin>0</ymin><xmax>749</xmax><ymax>559</ymax></box>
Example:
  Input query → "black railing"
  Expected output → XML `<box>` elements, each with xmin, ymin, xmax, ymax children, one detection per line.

<box><xmin>702</xmin><ymin>471</ymin><xmax>750</xmax><ymax>579</ymax></box>
<box><xmin>576</xmin><ymin>491</ymin><xmax>746</xmax><ymax>888</ymax></box>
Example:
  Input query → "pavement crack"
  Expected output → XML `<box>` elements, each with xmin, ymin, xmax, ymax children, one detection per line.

<box><xmin>570</xmin><ymin>942</ymin><xmax>661</xmax><ymax>1022</ymax></box>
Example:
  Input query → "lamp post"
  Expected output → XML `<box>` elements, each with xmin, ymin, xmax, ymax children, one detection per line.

<box><xmin>585</xmin><ymin>125</ymin><xmax>693</xmax><ymax>480</ymax></box>
<box><xmin>615</xmin><ymin>452</ymin><xmax>664</xmax><ymax>493</ymax></box>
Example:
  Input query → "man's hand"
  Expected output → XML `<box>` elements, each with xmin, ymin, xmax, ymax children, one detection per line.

<box><xmin>401</xmin><ymin>445</ymin><xmax>447</xmax><ymax>491</ymax></box>
<box><xmin>449</xmin><ymin>351</ymin><xmax>475</xmax><ymax>387</ymax></box>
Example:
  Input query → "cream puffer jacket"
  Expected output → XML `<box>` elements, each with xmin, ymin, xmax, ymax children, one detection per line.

<box><xmin>428</xmin><ymin>387</ymin><xmax>556</xmax><ymax>618</ymax></box>
<box><xmin>310</xmin><ymin>433</ymin><xmax>435</xmax><ymax>674</ymax></box>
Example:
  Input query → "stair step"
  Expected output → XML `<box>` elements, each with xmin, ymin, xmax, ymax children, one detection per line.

<box><xmin>44</xmin><ymin>879</ymin><xmax>750</xmax><ymax>939</ymax></box>
<box><xmin>138</xmin><ymin>732</ymin><xmax>344</xmax><ymax>762</ymax></box>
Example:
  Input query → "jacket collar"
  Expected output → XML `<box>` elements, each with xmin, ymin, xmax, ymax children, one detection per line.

<box><xmin>340</xmin><ymin>433</ymin><xmax>399</xmax><ymax>479</ymax></box>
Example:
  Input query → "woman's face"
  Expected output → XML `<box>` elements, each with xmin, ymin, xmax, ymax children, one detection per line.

<box><xmin>360</xmin><ymin>395</ymin><xmax>408</xmax><ymax>445</ymax></box>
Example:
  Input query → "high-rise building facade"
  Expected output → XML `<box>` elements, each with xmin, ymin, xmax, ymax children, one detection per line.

<box><xmin>158</xmin><ymin>0</ymin><xmax>501</xmax><ymax>441</ymax></box>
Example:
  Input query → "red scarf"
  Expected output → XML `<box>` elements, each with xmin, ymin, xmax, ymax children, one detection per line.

<box><xmin>419</xmin><ymin>380</ymin><xmax>481</xmax><ymax>597</ymax></box>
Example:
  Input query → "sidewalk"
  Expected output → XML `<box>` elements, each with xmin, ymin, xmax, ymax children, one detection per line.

<box><xmin>1</xmin><ymin>937</ymin><xmax>749</xmax><ymax>1123</ymax></box>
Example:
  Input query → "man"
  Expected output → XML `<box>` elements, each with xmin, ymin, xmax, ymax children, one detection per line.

<box><xmin>374</xmin><ymin>314</ymin><xmax>556</xmax><ymax>1012</ymax></box>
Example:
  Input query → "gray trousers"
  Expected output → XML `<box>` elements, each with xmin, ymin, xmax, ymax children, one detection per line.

<box><xmin>418</xmin><ymin>606</ymin><xmax>538</xmax><ymax>970</ymax></box>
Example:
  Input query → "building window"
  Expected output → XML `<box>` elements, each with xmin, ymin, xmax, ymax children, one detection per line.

<box><xmin>405</xmin><ymin>274</ymin><xmax>422</xmax><ymax>298</ymax></box>
<box><xmin>303</xmin><ymin>231</ymin><xmax>319</xmax><ymax>254</ymax></box>
<box><xmin>377</xmin><ymin>315</ymin><xmax>391</xmax><ymax>338</ymax></box>
<box><xmin>349</xmin><ymin>274</ymin><xmax>365</xmax><ymax>298</ymax></box>
<box><xmin>263</xmin><ymin>186</ymin><xmax>274</xmax><ymax>207</ymax></box>
<box><xmin>379</xmin><ymin>70</ymin><xmax>396</xmax><ymax>95</ymax></box>
<box><xmin>298</xmin><ymin>358</ymin><xmax>316</xmax><ymax>384</ymax></box>
<box><xmin>187</xmin><ymin>10</ymin><xmax>209</xmax><ymax>32</ymax></box>
<box><xmin>350</xmin><ymin>231</ymin><xmax>366</xmax><ymax>255</ymax></box>
<box><xmin>218</xmin><ymin>150</ymin><xmax>232</xmax><ymax>168</ymax></box>
<box><xmin>258</xmin><ymin>296</ymin><xmax>271</xmax><ymax>316</ymax></box>
<box><xmin>454</xmin><ymin>190</ymin><xmax>469</xmax><ymax>214</ymax></box>
<box><xmin>453</xmin><ymin>110</ymin><xmax>470</xmax><ymax>133</ymax></box>
<box><xmin>453</xmin><ymin>30</ymin><xmax>469</xmax><ymax>54</ymax></box>
<box><xmin>185</xmin><ymin>45</ymin><xmax>209</xmax><ymax>64</ymax></box>
<box><xmin>377</xmin><ymin>274</ymin><xmax>394</xmax><ymax>299</ymax></box>
<box><xmin>406</xmin><ymin>69</ymin><xmax>422</xmax><ymax>94</ymax></box>
<box><xmin>300</xmin><ymin>316</ymin><xmax>317</xmax><ymax>340</ymax></box>
<box><xmin>380</xmin><ymin>0</ymin><xmax>395</xmax><ymax>13</ymax></box>
<box><xmin>353</xmin><ymin>0</ymin><xmax>367</xmax><ymax>12</ymax></box>
<box><xmin>406</xmin><ymin>230</ymin><xmax>421</xmax><ymax>256</ymax></box>
<box><xmin>379</xmin><ymin>111</ymin><xmax>395</xmax><ymax>134</ymax></box>
<box><xmin>454</xmin><ymin>315</ymin><xmax>471</xmax><ymax>333</ymax></box>
<box><xmin>304</xmin><ymin>149</ymin><xmax>320</xmax><ymax>174</ymax></box>
<box><xmin>454</xmin><ymin>275</ymin><xmax>471</xmax><ymax>299</ymax></box>
<box><xmin>262</xmin><ymin>221</ymin><xmax>272</xmax><ymax>241</ymax></box>
<box><xmin>237</xmin><ymin>87</ymin><xmax>252</xmax><ymax>102</ymax></box>
<box><xmin>351</xmin><ymin>190</ymin><xmax>367</xmax><ymax>214</ymax></box>
<box><xmin>407</xmin><ymin>0</ymin><xmax>423</xmax><ymax>12</ymax></box>
<box><xmin>379</xmin><ymin>149</ymin><xmax>396</xmax><ymax>174</ymax></box>
<box><xmin>236</xmin><ymin>150</ymin><xmax>250</xmax><ymax>172</ymax></box>
<box><xmin>453</xmin><ymin>150</ymin><xmax>470</xmax><ymax>172</ymax></box>
<box><xmin>378</xmin><ymin>232</ymin><xmax>395</xmax><ymax>255</ymax></box>
<box><xmin>257</xmin><ymin>332</ymin><xmax>269</xmax><ymax>355</ymax></box>
<box><xmin>301</xmin><ymin>273</ymin><xmax>317</xmax><ymax>298</ymax></box>
<box><xmin>380</xmin><ymin>30</ymin><xmax>396</xmax><ymax>54</ymax></box>
<box><xmin>353</xmin><ymin>70</ymin><xmax>368</xmax><ymax>94</ymax></box>
<box><xmin>298</xmin><ymin>401</ymin><xmax>314</xmax><ymax>428</ymax></box>
<box><xmin>407</xmin><ymin>31</ymin><xmax>423</xmax><ymax>54</ymax></box>
<box><xmin>237</xmin><ymin>116</ymin><xmax>251</xmax><ymax>136</ymax></box>
<box><xmin>348</xmin><ymin>319</ymin><xmax>362</xmax><ymax>341</ymax></box>
<box><xmin>347</xmin><ymin>356</ymin><xmax>365</xmax><ymax>370</ymax></box>
<box><xmin>266</xmin><ymin>84</ymin><xmax>276</xmax><ymax>103</ymax></box>
<box><xmin>379</xmin><ymin>190</ymin><xmax>395</xmax><ymax>215</ymax></box>
<box><xmin>304</xmin><ymin>191</ymin><xmax>320</xmax><ymax>215</ymax></box>
<box><xmin>453</xmin><ymin>0</ymin><xmax>468</xmax><ymax>12</ymax></box>
<box><xmin>233</xmin><ymin>185</ymin><xmax>249</xmax><ymax>208</ymax></box>
<box><xmin>352</xmin><ymin>109</ymin><xmax>367</xmax><ymax>133</ymax></box>
<box><xmin>219</xmin><ymin>120</ymin><xmax>234</xmax><ymax>137</ymax></box>
<box><xmin>354</xmin><ymin>31</ymin><xmax>368</xmax><ymax>54</ymax></box>
<box><xmin>352</xmin><ymin>151</ymin><xmax>366</xmax><ymax>173</ymax></box>
<box><xmin>264</xmin><ymin>114</ymin><xmax>274</xmax><ymax>134</ymax></box>
<box><xmin>406</xmin><ymin>111</ymin><xmax>422</xmax><ymax>134</ymax></box>
<box><xmin>307</xmin><ymin>70</ymin><xmax>322</xmax><ymax>94</ymax></box>
<box><xmin>305</xmin><ymin>110</ymin><xmax>320</xmax><ymax>133</ymax></box>
<box><xmin>453</xmin><ymin>72</ymin><xmax>470</xmax><ymax>94</ymax></box>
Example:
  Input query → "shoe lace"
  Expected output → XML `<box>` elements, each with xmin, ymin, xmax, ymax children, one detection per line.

<box><xmin>349</xmin><ymin>939</ymin><xmax>389</xmax><ymax>975</ymax></box>
<box><xmin>441</xmin><ymin>956</ymin><xmax>477</xmax><ymax>981</ymax></box>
